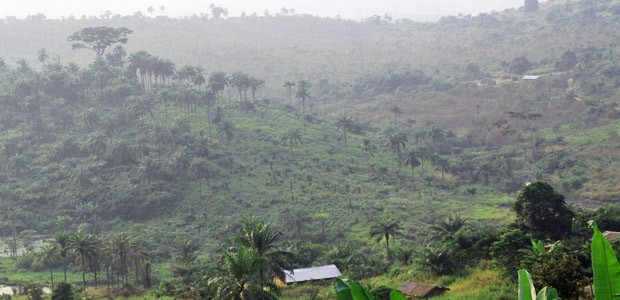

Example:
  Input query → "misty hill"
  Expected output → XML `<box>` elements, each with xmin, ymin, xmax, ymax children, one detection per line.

<box><xmin>0</xmin><ymin>0</ymin><xmax>619</xmax><ymax>269</ymax></box>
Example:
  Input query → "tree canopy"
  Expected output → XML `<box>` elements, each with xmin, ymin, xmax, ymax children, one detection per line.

<box><xmin>67</xmin><ymin>26</ymin><xmax>132</xmax><ymax>57</ymax></box>
<box><xmin>514</xmin><ymin>181</ymin><xmax>574</xmax><ymax>241</ymax></box>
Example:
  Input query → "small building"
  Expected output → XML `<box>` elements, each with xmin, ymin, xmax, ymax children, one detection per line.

<box><xmin>275</xmin><ymin>264</ymin><xmax>342</xmax><ymax>286</ymax></box>
<box><xmin>604</xmin><ymin>231</ymin><xmax>620</xmax><ymax>243</ymax></box>
<box><xmin>398</xmin><ymin>281</ymin><xmax>450</xmax><ymax>299</ymax></box>
<box><xmin>522</xmin><ymin>75</ymin><xmax>541</xmax><ymax>80</ymax></box>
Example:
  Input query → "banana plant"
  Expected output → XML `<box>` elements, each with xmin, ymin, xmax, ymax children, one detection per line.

<box><xmin>334</xmin><ymin>278</ymin><xmax>407</xmax><ymax>300</ymax></box>
<box><xmin>589</xmin><ymin>220</ymin><xmax>620</xmax><ymax>300</ymax></box>
<box><xmin>518</xmin><ymin>269</ymin><xmax>560</xmax><ymax>300</ymax></box>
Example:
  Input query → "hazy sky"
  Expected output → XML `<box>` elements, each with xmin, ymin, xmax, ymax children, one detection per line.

<box><xmin>3</xmin><ymin>0</ymin><xmax>533</xmax><ymax>21</ymax></box>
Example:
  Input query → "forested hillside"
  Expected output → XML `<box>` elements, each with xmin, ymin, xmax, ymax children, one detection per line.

<box><xmin>1</xmin><ymin>0</ymin><xmax>620</xmax><ymax>299</ymax></box>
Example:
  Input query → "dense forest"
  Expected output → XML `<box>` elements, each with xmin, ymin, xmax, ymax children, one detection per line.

<box><xmin>1</xmin><ymin>0</ymin><xmax>620</xmax><ymax>299</ymax></box>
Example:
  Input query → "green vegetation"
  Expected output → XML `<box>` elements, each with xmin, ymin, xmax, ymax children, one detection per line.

<box><xmin>1</xmin><ymin>0</ymin><xmax>620</xmax><ymax>298</ymax></box>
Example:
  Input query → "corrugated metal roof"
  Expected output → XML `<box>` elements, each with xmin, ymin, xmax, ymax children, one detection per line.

<box><xmin>522</xmin><ymin>75</ymin><xmax>541</xmax><ymax>80</ymax></box>
<box><xmin>399</xmin><ymin>281</ymin><xmax>450</xmax><ymax>298</ymax></box>
<box><xmin>283</xmin><ymin>264</ymin><xmax>342</xmax><ymax>283</ymax></box>
<box><xmin>604</xmin><ymin>231</ymin><xmax>620</xmax><ymax>243</ymax></box>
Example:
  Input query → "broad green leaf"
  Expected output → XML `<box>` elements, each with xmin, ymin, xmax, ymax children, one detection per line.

<box><xmin>531</xmin><ymin>239</ymin><xmax>545</xmax><ymax>256</ymax></box>
<box><xmin>334</xmin><ymin>278</ymin><xmax>354</xmax><ymax>300</ymax></box>
<box><xmin>536</xmin><ymin>286</ymin><xmax>560</xmax><ymax>300</ymax></box>
<box><xmin>347</xmin><ymin>279</ymin><xmax>377</xmax><ymax>300</ymax></box>
<box><xmin>589</xmin><ymin>220</ymin><xmax>620</xmax><ymax>300</ymax></box>
<box><xmin>390</xmin><ymin>289</ymin><xmax>408</xmax><ymax>300</ymax></box>
<box><xmin>518</xmin><ymin>269</ymin><xmax>536</xmax><ymax>300</ymax></box>
<box><xmin>334</xmin><ymin>278</ymin><xmax>377</xmax><ymax>300</ymax></box>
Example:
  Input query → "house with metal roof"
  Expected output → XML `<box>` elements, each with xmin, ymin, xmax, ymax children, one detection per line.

<box><xmin>275</xmin><ymin>264</ymin><xmax>342</xmax><ymax>286</ymax></box>
<box><xmin>522</xmin><ymin>75</ymin><xmax>541</xmax><ymax>80</ymax></box>
<box><xmin>398</xmin><ymin>281</ymin><xmax>450</xmax><ymax>299</ymax></box>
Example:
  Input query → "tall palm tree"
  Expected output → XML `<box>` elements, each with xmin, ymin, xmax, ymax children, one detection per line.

<box><xmin>37</xmin><ymin>48</ymin><xmax>49</xmax><ymax>64</ymax></box>
<box><xmin>112</xmin><ymin>45</ymin><xmax>127</xmax><ymax>61</ymax></box>
<box><xmin>217</xmin><ymin>120</ymin><xmax>235</xmax><ymax>145</ymax></box>
<box><xmin>36</xmin><ymin>242</ymin><xmax>59</xmax><ymax>288</ymax></box>
<box><xmin>433</xmin><ymin>156</ymin><xmax>451</xmax><ymax>181</ymax></box>
<box><xmin>249</xmin><ymin>76</ymin><xmax>264</xmax><ymax>104</ymax></box>
<box><xmin>426</xmin><ymin>125</ymin><xmax>445</xmax><ymax>145</ymax></box>
<box><xmin>105</xmin><ymin>232</ymin><xmax>133</xmax><ymax>285</ymax></box>
<box><xmin>404</xmin><ymin>149</ymin><xmax>421</xmax><ymax>187</ymax></box>
<box><xmin>209</xmin><ymin>71</ymin><xmax>229</xmax><ymax>103</ymax></box>
<box><xmin>54</xmin><ymin>231</ymin><xmax>71</xmax><ymax>282</ymax></box>
<box><xmin>282</xmin><ymin>208</ymin><xmax>311</xmax><ymax>239</ymax></box>
<box><xmin>295</xmin><ymin>80</ymin><xmax>311</xmax><ymax>126</ymax></box>
<box><xmin>389</xmin><ymin>104</ymin><xmax>402</xmax><ymax>121</ymax></box>
<box><xmin>280</xmin><ymin>129</ymin><xmax>302</xmax><ymax>153</ymax></box>
<box><xmin>335</xmin><ymin>113</ymin><xmax>354</xmax><ymax>147</ymax></box>
<box><xmin>235</xmin><ymin>221</ymin><xmax>294</xmax><ymax>287</ymax></box>
<box><xmin>68</xmin><ymin>232</ymin><xmax>100</xmax><ymax>287</ymax></box>
<box><xmin>360</xmin><ymin>138</ymin><xmax>377</xmax><ymax>157</ymax></box>
<box><xmin>283</xmin><ymin>80</ymin><xmax>296</xmax><ymax>105</ymax></box>
<box><xmin>385</xmin><ymin>132</ymin><xmax>408</xmax><ymax>167</ymax></box>
<box><xmin>215</xmin><ymin>246</ymin><xmax>279</xmax><ymax>299</ymax></box>
<box><xmin>369</xmin><ymin>219</ymin><xmax>402</xmax><ymax>261</ymax></box>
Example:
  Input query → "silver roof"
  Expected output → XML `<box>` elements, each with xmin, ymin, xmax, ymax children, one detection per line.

<box><xmin>284</xmin><ymin>264</ymin><xmax>342</xmax><ymax>283</ymax></box>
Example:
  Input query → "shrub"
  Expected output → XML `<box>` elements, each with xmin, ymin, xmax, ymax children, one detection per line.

<box><xmin>51</xmin><ymin>282</ymin><xmax>74</xmax><ymax>300</ymax></box>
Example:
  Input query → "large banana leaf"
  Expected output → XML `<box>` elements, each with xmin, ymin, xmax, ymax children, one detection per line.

<box><xmin>334</xmin><ymin>278</ymin><xmax>408</xmax><ymax>300</ymax></box>
<box><xmin>389</xmin><ymin>290</ymin><xmax>408</xmax><ymax>300</ymax></box>
<box><xmin>334</xmin><ymin>278</ymin><xmax>378</xmax><ymax>300</ymax></box>
<box><xmin>536</xmin><ymin>287</ymin><xmax>559</xmax><ymax>300</ymax></box>
<box><xmin>518</xmin><ymin>269</ymin><xmax>537</xmax><ymax>300</ymax></box>
<box><xmin>589</xmin><ymin>220</ymin><xmax>620</xmax><ymax>300</ymax></box>
<box><xmin>518</xmin><ymin>269</ymin><xmax>560</xmax><ymax>300</ymax></box>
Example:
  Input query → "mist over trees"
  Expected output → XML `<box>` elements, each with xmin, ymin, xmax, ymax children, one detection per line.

<box><xmin>0</xmin><ymin>0</ymin><xmax>620</xmax><ymax>298</ymax></box>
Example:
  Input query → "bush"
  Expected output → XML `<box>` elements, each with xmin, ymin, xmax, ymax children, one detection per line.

<box><xmin>51</xmin><ymin>282</ymin><xmax>74</xmax><ymax>300</ymax></box>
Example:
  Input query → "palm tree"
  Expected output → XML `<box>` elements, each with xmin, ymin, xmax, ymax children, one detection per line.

<box><xmin>217</xmin><ymin>120</ymin><xmax>235</xmax><ymax>144</ymax></box>
<box><xmin>369</xmin><ymin>219</ymin><xmax>402</xmax><ymax>261</ymax></box>
<box><xmin>431</xmin><ymin>214</ymin><xmax>468</xmax><ymax>242</ymax></box>
<box><xmin>147</xmin><ymin>6</ymin><xmax>155</xmax><ymax>16</ymax></box>
<box><xmin>68</xmin><ymin>232</ymin><xmax>100</xmax><ymax>287</ymax></box>
<box><xmin>335</xmin><ymin>113</ymin><xmax>354</xmax><ymax>147</ymax></box>
<box><xmin>215</xmin><ymin>246</ymin><xmax>279</xmax><ymax>299</ymax></box>
<box><xmin>404</xmin><ymin>149</ymin><xmax>421</xmax><ymax>187</ymax></box>
<box><xmin>280</xmin><ymin>129</ymin><xmax>302</xmax><ymax>153</ymax></box>
<box><xmin>105</xmin><ymin>232</ymin><xmax>133</xmax><ymax>285</ymax></box>
<box><xmin>385</xmin><ymin>132</ymin><xmax>408</xmax><ymax>167</ymax></box>
<box><xmin>282</xmin><ymin>208</ymin><xmax>311</xmax><ymax>239</ymax></box>
<box><xmin>389</xmin><ymin>104</ymin><xmax>402</xmax><ymax>121</ymax></box>
<box><xmin>360</xmin><ymin>138</ymin><xmax>377</xmax><ymax>157</ymax></box>
<box><xmin>54</xmin><ymin>231</ymin><xmax>71</xmax><ymax>282</ymax></box>
<box><xmin>283</xmin><ymin>81</ymin><xmax>296</xmax><ymax>105</ymax></box>
<box><xmin>421</xmin><ymin>241</ymin><xmax>455</xmax><ymax>275</ymax></box>
<box><xmin>36</xmin><ymin>242</ymin><xmax>59</xmax><ymax>288</ymax></box>
<box><xmin>394</xmin><ymin>247</ymin><xmax>414</xmax><ymax>265</ymax></box>
<box><xmin>249</xmin><ymin>76</ymin><xmax>264</xmax><ymax>104</ymax></box>
<box><xmin>37</xmin><ymin>48</ymin><xmax>49</xmax><ymax>64</ymax></box>
<box><xmin>169</xmin><ymin>236</ymin><xmax>199</xmax><ymax>285</ymax></box>
<box><xmin>209</xmin><ymin>71</ymin><xmax>229</xmax><ymax>103</ymax></box>
<box><xmin>295</xmin><ymin>80</ymin><xmax>311</xmax><ymax>126</ymax></box>
<box><xmin>426</xmin><ymin>125</ymin><xmax>445</xmax><ymax>145</ymax></box>
<box><xmin>112</xmin><ymin>45</ymin><xmax>127</xmax><ymax>61</ymax></box>
<box><xmin>433</xmin><ymin>156</ymin><xmax>451</xmax><ymax>181</ymax></box>
<box><xmin>235</xmin><ymin>221</ymin><xmax>294</xmax><ymax>287</ymax></box>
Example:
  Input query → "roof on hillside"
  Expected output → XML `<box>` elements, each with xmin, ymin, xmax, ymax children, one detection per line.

<box><xmin>283</xmin><ymin>264</ymin><xmax>342</xmax><ymax>283</ymax></box>
<box><xmin>604</xmin><ymin>231</ymin><xmax>620</xmax><ymax>243</ymax></box>
<box><xmin>522</xmin><ymin>75</ymin><xmax>541</xmax><ymax>80</ymax></box>
<box><xmin>399</xmin><ymin>281</ymin><xmax>450</xmax><ymax>298</ymax></box>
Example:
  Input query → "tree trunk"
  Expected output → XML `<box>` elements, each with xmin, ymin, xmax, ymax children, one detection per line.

<box><xmin>50</xmin><ymin>268</ymin><xmax>54</xmax><ymax>289</ymax></box>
